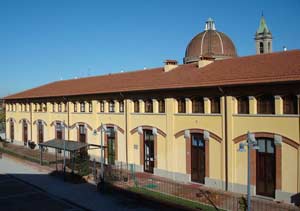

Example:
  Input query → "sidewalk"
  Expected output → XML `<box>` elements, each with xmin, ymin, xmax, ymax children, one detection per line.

<box><xmin>0</xmin><ymin>154</ymin><xmax>163</xmax><ymax>211</ymax></box>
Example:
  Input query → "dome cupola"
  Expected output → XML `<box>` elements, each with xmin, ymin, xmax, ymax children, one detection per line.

<box><xmin>184</xmin><ymin>18</ymin><xmax>237</xmax><ymax>64</ymax></box>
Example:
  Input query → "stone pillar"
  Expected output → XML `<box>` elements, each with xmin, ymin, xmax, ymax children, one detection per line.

<box><xmin>139</xmin><ymin>100</ymin><xmax>145</xmax><ymax>113</ymax></box>
<box><xmin>104</xmin><ymin>100</ymin><xmax>109</xmax><ymax>113</ymax></box>
<box><xmin>153</xmin><ymin>99</ymin><xmax>158</xmax><ymax>113</ymax></box>
<box><xmin>185</xmin><ymin>98</ymin><xmax>192</xmax><ymax>114</ymax></box>
<box><xmin>114</xmin><ymin>100</ymin><xmax>120</xmax><ymax>113</ymax></box>
<box><xmin>275</xmin><ymin>95</ymin><xmax>283</xmax><ymax>115</ymax></box>
<box><xmin>204</xmin><ymin>97</ymin><xmax>211</xmax><ymax>114</ymax></box>
<box><xmin>249</xmin><ymin>96</ymin><xmax>257</xmax><ymax>114</ymax></box>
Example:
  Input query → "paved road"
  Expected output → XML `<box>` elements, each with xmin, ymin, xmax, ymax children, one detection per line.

<box><xmin>0</xmin><ymin>154</ymin><xmax>175</xmax><ymax>211</ymax></box>
<box><xmin>0</xmin><ymin>174</ymin><xmax>85</xmax><ymax>211</ymax></box>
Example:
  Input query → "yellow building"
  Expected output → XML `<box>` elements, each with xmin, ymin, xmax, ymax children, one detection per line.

<box><xmin>4</xmin><ymin>18</ymin><xmax>300</xmax><ymax>203</ymax></box>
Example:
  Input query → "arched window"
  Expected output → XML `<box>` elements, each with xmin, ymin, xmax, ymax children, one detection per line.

<box><xmin>260</xmin><ymin>42</ymin><xmax>264</xmax><ymax>54</ymax></box>
<box><xmin>109</xmin><ymin>101</ymin><xmax>115</xmax><ymax>112</ymax></box>
<box><xmin>177</xmin><ymin>99</ymin><xmax>186</xmax><ymax>113</ymax></box>
<box><xmin>80</xmin><ymin>102</ymin><xmax>85</xmax><ymax>112</ymax></box>
<box><xmin>283</xmin><ymin>95</ymin><xmax>298</xmax><ymax>114</ymax></box>
<box><xmin>257</xmin><ymin>95</ymin><xmax>274</xmax><ymax>114</ymax></box>
<box><xmin>78</xmin><ymin>124</ymin><xmax>86</xmax><ymax>143</ymax></box>
<box><xmin>237</xmin><ymin>96</ymin><xmax>249</xmax><ymax>114</ymax></box>
<box><xmin>158</xmin><ymin>99</ymin><xmax>165</xmax><ymax>113</ymax></box>
<box><xmin>88</xmin><ymin>102</ymin><xmax>93</xmax><ymax>113</ymax></box>
<box><xmin>210</xmin><ymin>97</ymin><xmax>220</xmax><ymax>114</ymax></box>
<box><xmin>192</xmin><ymin>97</ymin><xmax>204</xmax><ymax>113</ymax></box>
<box><xmin>134</xmin><ymin>100</ymin><xmax>139</xmax><ymax>113</ymax></box>
<box><xmin>99</xmin><ymin>101</ymin><xmax>104</xmax><ymax>112</ymax></box>
<box><xmin>145</xmin><ymin>100</ymin><xmax>153</xmax><ymax>113</ymax></box>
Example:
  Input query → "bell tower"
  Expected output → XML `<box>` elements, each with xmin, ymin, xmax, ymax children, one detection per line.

<box><xmin>255</xmin><ymin>14</ymin><xmax>272</xmax><ymax>54</ymax></box>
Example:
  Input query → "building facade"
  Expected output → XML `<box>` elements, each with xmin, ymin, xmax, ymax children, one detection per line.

<box><xmin>4</xmin><ymin>18</ymin><xmax>300</xmax><ymax>203</ymax></box>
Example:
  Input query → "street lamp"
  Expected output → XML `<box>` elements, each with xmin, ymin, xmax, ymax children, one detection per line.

<box><xmin>237</xmin><ymin>131</ymin><xmax>259</xmax><ymax>211</ymax></box>
<box><xmin>93</xmin><ymin>123</ymin><xmax>108</xmax><ymax>182</ymax></box>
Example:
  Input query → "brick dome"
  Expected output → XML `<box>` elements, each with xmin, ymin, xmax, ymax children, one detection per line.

<box><xmin>184</xmin><ymin>18</ymin><xmax>237</xmax><ymax>64</ymax></box>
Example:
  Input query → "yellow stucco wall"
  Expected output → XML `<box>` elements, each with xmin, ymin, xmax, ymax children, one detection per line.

<box><xmin>5</xmin><ymin>96</ymin><xmax>300</xmax><ymax>196</ymax></box>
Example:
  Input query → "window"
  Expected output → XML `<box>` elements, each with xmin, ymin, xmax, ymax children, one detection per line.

<box><xmin>211</xmin><ymin>97</ymin><xmax>220</xmax><ymax>114</ymax></box>
<box><xmin>80</xmin><ymin>102</ymin><xmax>85</xmax><ymax>112</ymax></box>
<box><xmin>89</xmin><ymin>102</ymin><xmax>93</xmax><ymax>113</ymax></box>
<box><xmin>145</xmin><ymin>100</ymin><xmax>153</xmax><ymax>113</ymax></box>
<box><xmin>58</xmin><ymin>103</ymin><xmax>62</xmax><ymax>112</ymax></box>
<box><xmin>237</xmin><ymin>96</ymin><xmax>249</xmax><ymax>114</ymax></box>
<box><xmin>257</xmin><ymin>95</ymin><xmax>274</xmax><ymax>114</ymax></box>
<box><xmin>192</xmin><ymin>97</ymin><xmax>204</xmax><ymax>113</ymax></box>
<box><xmin>119</xmin><ymin>101</ymin><xmax>124</xmax><ymax>112</ymax></box>
<box><xmin>158</xmin><ymin>99</ymin><xmax>165</xmax><ymax>113</ymax></box>
<box><xmin>134</xmin><ymin>100</ymin><xmax>139</xmax><ymax>113</ymax></box>
<box><xmin>34</xmin><ymin>104</ymin><xmax>37</xmax><ymax>112</ymax></box>
<box><xmin>52</xmin><ymin>103</ymin><xmax>55</xmax><ymax>112</ymax></box>
<box><xmin>100</xmin><ymin>101</ymin><xmax>104</xmax><ymax>112</ymax></box>
<box><xmin>260</xmin><ymin>42</ymin><xmax>264</xmax><ymax>54</ymax></box>
<box><xmin>74</xmin><ymin>102</ymin><xmax>77</xmax><ymax>112</ymax></box>
<box><xmin>177</xmin><ymin>99</ymin><xmax>186</xmax><ymax>113</ymax></box>
<box><xmin>283</xmin><ymin>95</ymin><xmax>298</xmax><ymax>114</ymax></box>
<box><xmin>109</xmin><ymin>101</ymin><xmax>115</xmax><ymax>112</ymax></box>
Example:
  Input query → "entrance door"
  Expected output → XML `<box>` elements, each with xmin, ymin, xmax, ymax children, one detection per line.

<box><xmin>144</xmin><ymin>130</ymin><xmax>154</xmax><ymax>173</ymax></box>
<box><xmin>107</xmin><ymin>127</ymin><xmax>115</xmax><ymax>165</ymax></box>
<box><xmin>37</xmin><ymin>122</ymin><xmax>44</xmax><ymax>143</ymax></box>
<box><xmin>256</xmin><ymin>138</ymin><xmax>276</xmax><ymax>197</ymax></box>
<box><xmin>191</xmin><ymin>133</ymin><xmax>205</xmax><ymax>183</ymax></box>
<box><xmin>78</xmin><ymin>125</ymin><xmax>86</xmax><ymax>143</ymax></box>
<box><xmin>23</xmin><ymin>121</ymin><xmax>28</xmax><ymax>145</ymax></box>
<box><xmin>10</xmin><ymin>121</ymin><xmax>14</xmax><ymax>141</ymax></box>
<box><xmin>56</xmin><ymin>123</ymin><xmax>63</xmax><ymax>140</ymax></box>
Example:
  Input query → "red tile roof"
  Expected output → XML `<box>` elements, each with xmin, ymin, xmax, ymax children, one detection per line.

<box><xmin>4</xmin><ymin>50</ymin><xmax>300</xmax><ymax>100</ymax></box>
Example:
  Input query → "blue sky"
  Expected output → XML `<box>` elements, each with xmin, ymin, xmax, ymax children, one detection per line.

<box><xmin>0</xmin><ymin>0</ymin><xmax>299</xmax><ymax>97</ymax></box>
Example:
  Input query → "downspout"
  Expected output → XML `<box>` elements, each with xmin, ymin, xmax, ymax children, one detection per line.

<box><xmin>219</xmin><ymin>87</ymin><xmax>228</xmax><ymax>191</ymax></box>
<box><xmin>30</xmin><ymin>101</ymin><xmax>33</xmax><ymax>142</ymax></box>
<box><xmin>67</xmin><ymin>99</ymin><xmax>70</xmax><ymax>140</ymax></box>
<box><xmin>120</xmin><ymin>93</ymin><xmax>128</xmax><ymax>170</ymax></box>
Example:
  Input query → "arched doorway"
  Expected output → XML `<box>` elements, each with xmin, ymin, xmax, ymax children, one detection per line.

<box><xmin>22</xmin><ymin>120</ymin><xmax>28</xmax><ymax>145</ymax></box>
<box><xmin>256</xmin><ymin>138</ymin><xmax>276</xmax><ymax>197</ymax></box>
<box><xmin>143</xmin><ymin>129</ymin><xmax>154</xmax><ymax>173</ymax></box>
<box><xmin>191</xmin><ymin>133</ymin><xmax>205</xmax><ymax>184</ymax></box>
<box><xmin>106</xmin><ymin>127</ymin><xmax>116</xmax><ymax>165</ymax></box>
<box><xmin>37</xmin><ymin>121</ymin><xmax>44</xmax><ymax>143</ymax></box>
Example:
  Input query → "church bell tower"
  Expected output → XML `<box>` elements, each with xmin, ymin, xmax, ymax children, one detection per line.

<box><xmin>255</xmin><ymin>14</ymin><xmax>272</xmax><ymax>54</ymax></box>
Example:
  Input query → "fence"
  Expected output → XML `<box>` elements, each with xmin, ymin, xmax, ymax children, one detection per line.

<box><xmin>103</xmin><ymin>163</ymin><xmax>299</xmax><ymax>211</ymax></box>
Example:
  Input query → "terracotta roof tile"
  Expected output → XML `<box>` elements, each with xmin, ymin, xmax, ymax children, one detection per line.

<box><xmin>4</xmin><ymin>50</ymin><xmax>300</xmax><ymax>100</ymax></box>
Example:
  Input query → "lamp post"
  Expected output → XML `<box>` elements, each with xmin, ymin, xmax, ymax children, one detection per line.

<box><xmin>238</xmin><ymin>131</ymin><xmax>259</xmax><ymax>211</ymax></box>
<box><xmin>93</xmin><ymin>123</ymin><xmax>107</xmax><ymax>182</ymax></box>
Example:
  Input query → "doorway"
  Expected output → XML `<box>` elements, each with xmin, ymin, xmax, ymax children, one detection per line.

<box><xmin>22</xmin><ymin>121</ymin><xmax>28</xmax><ymax>145</ymax></box>
<box><xmin>256</xmin><ymin>138</ymin><xmax>276</xmax><ymax>198</ymax></box>
<box><xmin>144</xmin><ymin>130</ymin><xmax>154</xmax><ymax>173</ymax></box>
<box><xmin>106</xmin><ymin>127</ymin><xmax>116</xmax><ymax>165</ymax></box>
<box><xmin>191</xmin><ymin>133</ymin><xmax>205</xmax><ymax>183</ymax></box>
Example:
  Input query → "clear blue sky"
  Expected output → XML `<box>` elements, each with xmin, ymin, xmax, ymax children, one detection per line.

<box><xmin>1</xmin><ymin>0</ymin><xmax>299</xmax><ymax>97</ymax></box>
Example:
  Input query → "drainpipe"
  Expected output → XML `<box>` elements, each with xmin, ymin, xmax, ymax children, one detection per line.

<box><xmin>124</xmin><ymin>95</ymin><xmax>129</xmax><ymax>170</ymax></box>
<box><xmin>67</xmin><ymin>99</ymin><xmax>70</xmax><ymax>140</ymax></box>
<box><xmin>30</xmin><ymin>100</ymin><xmax>33</xmax><ymax>142</ymax></box>
<box><xmin>219</xmin><ymin>87</ymin><xmax>228</xmax><ymax>191</ymax></box>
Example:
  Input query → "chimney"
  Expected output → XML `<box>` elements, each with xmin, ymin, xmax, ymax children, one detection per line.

<box><xmin>198</xmin><ymin>56</ymin><xmax>214</xmax><ymax>68</ymax></box>
<box><xmin>164</xmin><ymin>60</ymin><xmax>178</xmax><ymax>72</ymax></box>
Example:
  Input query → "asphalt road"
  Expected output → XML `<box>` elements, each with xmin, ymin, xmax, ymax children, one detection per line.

<box><xmin>0</xmin><ymin>174</ymin><xmax>86</xmax><ymax>211</ymax></box>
